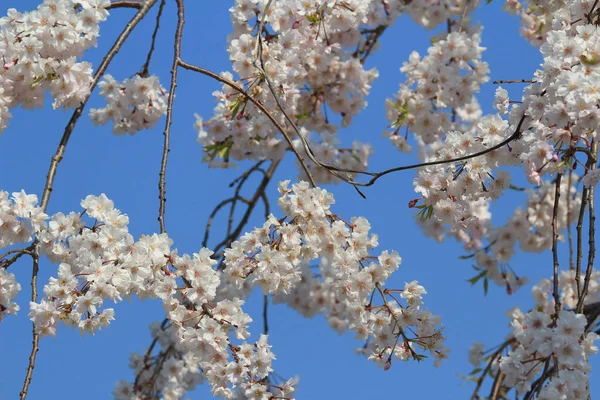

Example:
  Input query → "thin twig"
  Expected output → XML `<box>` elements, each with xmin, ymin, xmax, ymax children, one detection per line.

<box><xmin>489</xmin><ymin>370</ymin><xmax>505</xmax><ymax>400</ymax></box>
<box><xmin>568</xmin><ymin>170</ymin><xmax>574</xmax><ymax>270</ymax></box>
<box><xmin>214</xmin><ymin>159</ymin><xmax>281</xmax><ymax>255</ymax></box>
<box><xmin>575</xmin><ymin>186</ymin><xmax>589</xmax><ymax>299</ymax></box>
<box><xmin>263</xmin><ymin>295</ymin><xmax>269</xmax><ymax>335</ymax></box>
<box><xmin>551</xmin><ymin>173</ymin><xmax>563</xmax><ymax>317</ymax></box>
<box><xmin>588</xmin><ymin>0</ymin><xmax>600</xmax><ymax>23</ymax></box>
<box><xmin>18</xmin><ymin>251</ymin><xmax>39</xmax><ymax>400</ymax></box>
<box><xmin>133</xmin><ymin>318</ymin><xmax>169</xmax><ymax>390</ymax></box>
<box><xmin>0</xmin><ymin>246</ymin><xmax>34</xmax><ymax>269</ymax></box>
<box><xmin>106</xmin><ymin>1</ymin><xmax>143</xmax><ymax>10</ymax></box>
<box><xmin>470</xmin><ymin>339</ymin><xmax>514</xmax><ymax>400</ymax></box>
<box><xmin>41</xmin><ymin>0</ymin><xmax>159</xmax><ymax>210</ymax></box>
<box><xmin>577</xmin><ymin>146</ymin><xmax>598</xmax><ymax>313</ymax></box>
<box><xmin>158</xmin><ymin>0</ymin><xmax>185</xmax><ymax>234</ymax></box>
<box><xmin>492</xmin><ymin>79</ymin><xmax>535</xmax><ymax>85</ymax></box>
<box><xmin>253</xmin><ymin>0</ymin><xmax>317</xmax><ymax>188</ymax></box>
<box><xmin>457</xmin><ymin>0</ymin><xmax>471</xmax><ymax>33</ymax></box>
<box><xmin>19</xmin><ymin>3</ymin><xmax>158</xmax><ymax>398</ymax></box>
<box><xmin>140</xmin><ymin>0</ymin><xmax>167</xmax><ymax>76</ymax></box>
<box><xmin>183</xmin><ymin>64</ymin><xmax>529</xmax><ymax>192</ymax></box>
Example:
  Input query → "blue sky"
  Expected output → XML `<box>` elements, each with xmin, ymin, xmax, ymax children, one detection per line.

<box><xmin>0</xmin><ymin>1</ymin><xmax>595</xmax><ymax>399</ymax></box>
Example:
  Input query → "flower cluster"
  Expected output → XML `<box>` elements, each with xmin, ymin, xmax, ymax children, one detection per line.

<box><xmin>0</xmin><ymin>190</ymin><xmax>47</xmax><ymax>249</ymax></box>
<box><xmin>531</xmin><ymin>270</ymin><xmax>600</xmax><ymax>314</ymax></box>
<box><xmin>499</xmin><ymin>310</ymin><xmax>598</xmax><ymax>397</ymax></box>
<box><xmin>0</xmin><ymin>190</ymin><xmax>47</xmax><ymax>321</ymax></box>
<box><xmin>0</xmin><ymin>0</ymin><xmax>111</xmax><ymax>133</ymax></box>
<box><xmin>0</xmin><ymin>190</ymin><xmax>293</xmax><ymax>399</ymax></box>
<box><xmin>89</xmin><ymin>74</ymin><xmax>168</xmax><ymax>135</ymax></box>
<box><xmin>0</xmin><ymin>268</ymin><xmax>20</xmax><ymax>321</ymax></box>
<box><xmin>385</xmin><ymin>30</ymin><xmax>489</xmax><ymax>147</ymax></box>
<box><xmin>196</xmin><ymin>0</ymin><xmax>467</xmax><ymax>179</ymax></box>
<box><xmin>222</xmin><ymin>181</ymin><xmax>447</xmax><ymax>367</ymax></box>
<box><xmin>113</xmin><ymin>322</ymin><xmax>204</xmax><ymax>400</ymax></box>
<box><xmin>382</xmin><ymin>0</ymin><xmax>600</xmax><ymax>292</ymax></box>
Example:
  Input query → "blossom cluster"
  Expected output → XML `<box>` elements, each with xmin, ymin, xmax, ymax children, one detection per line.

<box><xmin>0</xmin><ymin>190</ymin><xmax>294</xmax><ymax>399</ymax></box>
<box><xmin>532</xmin><ymin>270</ymin><xmax>600</xmax><ymax>315</ymax></box>
<box><xmin>382</xmin><ymin>0</ymin><xmax>600</xmax><ymax>292</ymax></box>
<box><xmin>196</xmin><ymin>0</ymin><xmax>468</xmax><ymax>179</ymax></box>
<box><xmin>0</xmin><ymin>268</ymin><xmax>20</xmax><ymax>321</ymax></box>
<box><xmin>498</xmin><ymin>309</ymin><xmax>598</xmax><ymax>398</ymax></box>
<box><xmin>0</xmin><ymin>190</ymin><xmax>46</xmax><ymax>320</ymax></box>
<box><xmin>385</xmin><ymin>30</ymin><xmax>489</xmax><ymax>148</ymax></box>
<box><xmin>90</xmin><ymin>74</ymin><xmax>168</xmax><ymax>135</ymax></box>
<box><xmin>0</xmin><ymin>190</ymin><xmax>47</xmax><ymax>249</ymax></box>
<box><xmin>113</xmin><ymin>322</ymin><xmax>204</xmax><ymax>400</ymax></box>
<box><xmin>0</xmin><ymin>0</ymin><xmax>111</xmax><ymax>133</ymax></box>
<box><xmin>222</xmin><ymin>181</ymin><xmax>448</xmax><ymax>367</ymax></box>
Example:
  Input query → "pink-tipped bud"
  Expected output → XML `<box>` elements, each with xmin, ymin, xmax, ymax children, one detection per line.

<box><xmin>384</xmin><ymin>359</ymin><xmax>392</xmax><ymax>371</ymax></box>
<box><xmin>292</xmin><ymin>20</ymin><xmax>301</xmax><ymax>29</ymax></box>
<box><xmin>408</xmin><ymin>198</ymin><xmax>420</xmax><ymax>208</ymax></box>
<box><xmin>551</xmin><ymin>154</ymin><xmax>559</xmax><ymax>162</ymax></box>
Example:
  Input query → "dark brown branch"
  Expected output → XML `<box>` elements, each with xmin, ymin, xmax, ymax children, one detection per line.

<box><xmin>140</xmin><ymin>0</ymin><xmax>167</xmax><ymax>76</ymax></box>
<box><xmin>214</xmin><ymin>159</ymin><xmax>281</xmax><ymax>256</ymax></box>
<box><xmin>470</xmin><ymin>339</ymin><xmax>514</xmax><ymax>400</ymax></box>
<box><xmin>567</xmin><ymin>170</ymin><xmax>574</xmax><ymax>271</ymax></box>
<box><xmin>20</xmin><ymin>2</ymin><xmax>158</xmax><ymax>399</ymax></box>
<box><xmin>253</xmin><ymin>1</ymin><xmax>317</xmax><ymax>188</ymax></box>
<box><xmin>106</xmin><ymin>1</ymin><xmax>143</xmax><ymax>9</ymax></box>
<box><xmin>551</xmin><ymin>173</ymin><xmax>563</xmax><ymax>316</ymax></box>
<box><xmin>18</xmin><ymin>251</ymin><xmax>39</xmax><ymax>400</ymax></box>
<box><xmin>492</xmin><ymin>79</ymin><xmax>535</xmax><ymax>84</ymax></box>
<box><xmin>523</xmin><ymin>364</ymin><xmax>556</xmax><ymax>400</ymax></box>
<box><xmin>40</xmin><ymin>0</ymin><xmax>158</xmax><ymax>211</ymax></box>
<box><xmin>575</xmin><ymin>187</ymin><xmax>589</xmax><ymax>299</ymax></box>
<box><xmin>489</xmin><ymin>369</ymin><xmax>505</xmax><ymax>400</ymax></box>
<box><xmin>0</xmin><ymin>246</ymin><xmax>34</xmax><ymax>269</ymax></box>
<box><xmin>158</xmin><ymin>0</ymin><xmax>184</xmax><ymax>234</ymax></box>
<box><xmin>202</xmin><ymin>161</ymin><xmax>266</xmax><ymax>248</ymax></box>
<box><xmin>588</xmin><ymin>0</ymin><xmax>599</xmax><ymax>23</ymax></box>
<box><xmin>263</xmin><ymin>295</ymin><xmax>269</xmax><ymax>335</ymax></box>
<box><xmin>578</xmin><ymin>168</ymin><xmax>597</xmax><ymax>312</ymax></box>
<box><xmin>133</xmin><ymin>318</ymin><xmax>169</xmax><ymax>390</ymax></box>
<box><xmin>359</xmin><ymin>25</ymin><xmax>387</xmax><ymax>64</ymax></box>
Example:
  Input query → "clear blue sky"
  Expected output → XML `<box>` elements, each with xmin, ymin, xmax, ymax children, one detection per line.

<box><xmin>1</xmin><ymin>1</ymin><xmax>595</xmax><ymax>399</ymax></box>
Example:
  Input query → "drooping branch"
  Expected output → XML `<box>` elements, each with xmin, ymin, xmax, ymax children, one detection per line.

<box><xmin>551</xmin><ymin>173</ymin><xmax>563</xmax><ymax>317</ymax></box>
<box><xmin>140</xmin><ymin>0</ymin><xmax>167</xmax><ymax>76</ymax></box>
<box><xmin>106</xmin><ymin>1</ymin><xmax>143</xmax><ymax>10</ymax></box>
<box><xmin>19</xmin><ymin>2</ymin><xmax>159</xmax><ymax>399</ymax></box>
<box><xmin>157</xmin><ymin>0</ymin><xmax>184</xmax><ymax>234</ymax></box>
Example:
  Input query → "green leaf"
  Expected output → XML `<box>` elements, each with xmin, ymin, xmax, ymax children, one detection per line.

<box><xmin>306</xmin><ymin>13</ymin><xmax>320</xmax><ymax>24</ymax></box>
<box><xmin>483</xmin><ymin>277</ymin><xmax>489</xmax><ymax>295</ymax></box>
<box><xmin>228</xmin><ymin>97</ymin><xmax>244</xmax><ymax>121</ymax></box>
<box><xmin>467</xmin><ymin>270</ymin><xmax>486</xmax><ymax>285</ymax></box>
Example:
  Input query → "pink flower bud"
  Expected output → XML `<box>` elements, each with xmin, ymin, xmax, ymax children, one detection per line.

<box><xmin>384</xmin><ymin>359</ymin><xmax>392</xmax><ymax>371</ymax></box>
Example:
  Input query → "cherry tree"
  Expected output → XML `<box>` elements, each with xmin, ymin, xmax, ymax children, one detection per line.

<box><xmin>1</xmin><ymin>0</ymin><xmax>599</xmax><ymax>399</ymax></box>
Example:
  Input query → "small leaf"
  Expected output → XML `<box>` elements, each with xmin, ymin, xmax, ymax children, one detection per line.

<box><xmin>483</xmin><ymin>277</ymin><xmax>489</xmax><ymax>295</ymax></box>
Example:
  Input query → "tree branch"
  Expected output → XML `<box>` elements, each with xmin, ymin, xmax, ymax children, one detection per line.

<box><xmin>106</xmin><ymin>1</ymin><xmax>143</xmax><ymax>10</ymax></box>
<box><xmin>551</xmin><ymin>173</ymin><xmax>563</xmax><ymax>316</ymax></box>
<box><xmin>158</xmin><ymin>0</ymin><xmax>184</xmax><ymax>234</ymax></box>
<box><xmin>19</xmin><ymin>2</ymin><xmax>158</xmax><ymax>398</ymax></box>
<box><xmin>140</xmin><ymin>0</ymin><xmax>167</xmax><ymax>76</ymax></box>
